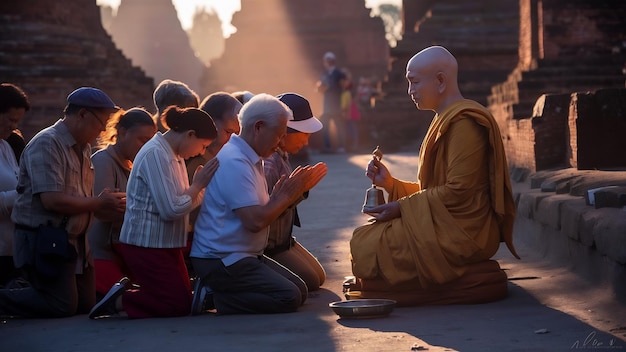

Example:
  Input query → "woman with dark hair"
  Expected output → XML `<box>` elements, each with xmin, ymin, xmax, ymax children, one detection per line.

<box><xmin>0</xmin><ymin>83</ymin><xmax>30</xmax><ymax>286</ymax></box>
<box><xmin>88</xmin><ymin>107</ymin><xmax>157</xmax><ymax>299</ymax></box>
<box><xmin>90</xmin><ymin>106</ymin><xmax>218</xmax><ymax>319</ymax></box>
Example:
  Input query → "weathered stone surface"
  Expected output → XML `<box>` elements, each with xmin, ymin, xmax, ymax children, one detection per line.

<box><xmin>572</xmin><ymin>89</ymin><xmax>626</xmax><ymax>170</ymax></box>
<box><xmin>0</xmin><ymin>0</ymin><xmax>154</xmax><ymax>141</ymax></box>
<box><xmin>106</xmin><ymin>0</ymin><xmax>206</xmax><ymax>94</ymax></box>
<box><xmin>535</xmin><ymin>194</ymin><xmax>580</xmax><ymax>230</ymax></box>
<box><xmin>517</xmin><ymin>191</ymin><xmax>551</xmax><ymax>219</ymax></box>
<box><xmin>561</xmin><ymin>197</ymin><xmax>588</xmax><ymax>241</ymax></box>
<box><xmin>593</xmin><ymin>211</ymin><xmax>626</xmax><ymax>264</ymax></box>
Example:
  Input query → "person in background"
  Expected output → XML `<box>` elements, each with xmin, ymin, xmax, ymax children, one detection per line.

<box><xmin>316</xmin><ymin>52</ymin><xmax>347</xmax><ymax>153</ymax></box>
<box><xmin>190</xmin><ymin>94</ymin><xmax>327</xmax><ymax>315</ymax></box>
<box><xmin>340</xmin><ymin>71</ymin><xmax>360</xmax><ymax>153</ymax></box>
<box><xmin>153</xmin><ymin>79</ymin><xmax>200</xmax><ymax>132</ymax></box>
<box><xmin>88</xmin><ymin>108</ymin><xmax>157</xmax><ymax>299</ymax></box>
<box><xmin>263</xmin><ymin>93</ymin><xmax>327</xmax><ymax>291</ymax></box>
<box><xmin>231</xmin><ymin>91</ymin><xmax>254</xmax><ymax>105</ymax></box>
<box><xmin>90</xmin><ymin>106</ymin><xmax>218</xmax><ymax>319</ymax></box>
<box><xmin>0</xmin><ymin>87</ymin><xmax>125</xmax><ymax>317</ymax></box>
<box><xmin>0</xmin><ymin>83</ymin><xmax>30</xmax><ymax>286</ymax></box>
<box><xmin>185</xmin><ymin>92</ymin><xmax>242</xmax><ymax>276</ymax></box>
<box><xmin>356</xmin><ymin>76</ymin><xmax>380</xmax><ymax>147</ymax></box>
<box><xmin>349</xmin><ymin>46</ymin><xmax>519</xmax><ymax>306</ymax></box>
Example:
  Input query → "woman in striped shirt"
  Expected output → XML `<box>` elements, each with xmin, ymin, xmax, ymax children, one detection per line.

<box><xmin>90</xmin><ymin>106</ymin><xmax>218</xmax><ymax>319</ymax></box>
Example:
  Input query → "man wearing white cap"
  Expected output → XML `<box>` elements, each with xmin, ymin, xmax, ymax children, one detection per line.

<box><xmin>0</xmin><ymin>87</ymin><xmax>126</xmax><ymax>318</ymax></box>
<box><xmin>263</xmin><ymin>93</ymin><xmax>327</xmax><ymax>292</ymax></box>
<box><xmin>190</xmin><ymin>94</ymin><xmax>327</xmax><ymax>315</ymax></box>
<box><xmin>316</xmin><ymin>51</ymin><xmax>347</xmax><ymax>153</ymax></box>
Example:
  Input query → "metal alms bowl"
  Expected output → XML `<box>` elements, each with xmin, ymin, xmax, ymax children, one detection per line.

<box><xmin>329</xmin><ymin>299</ymin><xmax>397</xmax><ymax>318</ymax></box>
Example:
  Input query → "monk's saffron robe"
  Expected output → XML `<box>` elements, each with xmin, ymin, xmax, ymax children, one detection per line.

<box><xmin>350</xmin><ymin>99</ymin><xmax>519</xmax><ymax>287</ymax></box>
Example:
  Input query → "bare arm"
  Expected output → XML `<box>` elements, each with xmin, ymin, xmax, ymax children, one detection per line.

<box><xmin>40</xmin><ymin>190</ymin><xmax>125</xmax><ymax>218</ymax></box>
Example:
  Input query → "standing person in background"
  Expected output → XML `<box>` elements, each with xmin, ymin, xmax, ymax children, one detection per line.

<box><xmin>356</xmin><ymin>76</ymin><xmax>379</xmax><ymax>147</ymax></box>
<box><xmin>153</xmin><ymin>79</ymin><xmax>200</xmax><ymax>133</ymax></box>
<box><xmin>316</xmin><ymin>52</ymin><xmax>347</xmax><ymax>153</ymax></box>
<box><xmin>0</xmin><ymin>83</ymin><xmax>30</xmax><ymax>286</ymax></box>
<box><xmin>0</xmin><ymin>87</ymin><xmax>125</xmax><ymax>318</ymax></box>
<box><xmin>340</xmin><ymin>72</ymin><xmax>361</xmax><ymax>153</ymax></box>
<box><xmin>263</xmin><ymin>93</ymin><xmax>327</xmax><ymax>291</ymax></box>
<box><xmin>88</xmin><ymin>108</ymin><xmax>156</xmax><ymax>300</ymax></box>
<box><xmin>90</xmin><ymin>106</ymin><xmax>219</xmax><ymax>319</ymax></box>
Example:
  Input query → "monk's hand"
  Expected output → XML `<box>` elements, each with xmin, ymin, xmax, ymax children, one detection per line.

<box><xmin>366</xmin><ymin>158</ymin><xmax>393</xmax><ymax>191</ymax></box>
<box><xmin>366</xmin><ymin>201</ymin><xmax>401</xmax><ymax>222</ymax></box>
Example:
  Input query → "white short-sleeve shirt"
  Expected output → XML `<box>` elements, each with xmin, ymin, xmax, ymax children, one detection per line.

<box><xmin>190</xmin><ymin>135</ymin><xmax>269</xmax><ymax>266</ymax></box>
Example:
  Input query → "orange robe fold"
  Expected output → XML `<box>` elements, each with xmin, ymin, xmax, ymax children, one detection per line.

<box><xmin>350</xmin><ymin>99</ymin><xmax>518</xmax><ymax>287</ymax></box>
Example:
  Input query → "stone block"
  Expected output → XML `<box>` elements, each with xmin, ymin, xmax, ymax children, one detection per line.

<box><xmin>578</xmin><ymin>208</ymin><xmax>614</xmax><ymax>248</ymax></box>
<box><xmin>534</xmin><ymin>194</ymin><xmax>581</xmax><ymax>230</ymax></box>
<box><xmin>560</xmin><ymin>197</ymin><xmax>588</xmax><ymax>241</ymax></box>
<box><xmin>593</xmin><ymin>210</ymin><xmax>626</xmax><ymax>264</ymax></box>
<box><xmin>517</xmin><ymin>191</ymin><xmax>552</xmax><ymax>219</ymax></box>
<box><xmin>593</xmin><ymin>186</ymin><xmax>626</xmax><ymax>208</ymax></box>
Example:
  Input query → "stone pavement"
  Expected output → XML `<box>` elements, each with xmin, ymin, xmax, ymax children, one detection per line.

<box><xmin>1</xmin><ymin>152</ymin><xmax>625</xmax><ymax>352</ymax></box>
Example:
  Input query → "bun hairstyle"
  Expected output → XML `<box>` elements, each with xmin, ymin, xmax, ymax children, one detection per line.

<box><xmin>162</xmin><ymin>105</ymin><xmax>217</xmax><ymax>140</ymax></box>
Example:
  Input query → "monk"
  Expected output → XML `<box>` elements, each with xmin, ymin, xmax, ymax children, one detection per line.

<box><xmin>349</xmin><ymin>46</ymin><xmax>519</xmax><ymax>306</ymax></box>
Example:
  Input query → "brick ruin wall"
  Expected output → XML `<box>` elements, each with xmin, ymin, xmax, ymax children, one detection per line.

<box><xmin>501</xmin><ymin>0</ymin><xmax>626</xmax><ymax>172</ymax></box>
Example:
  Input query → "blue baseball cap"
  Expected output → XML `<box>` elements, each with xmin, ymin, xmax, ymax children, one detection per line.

<box><xmin>66</xmin><ymin>87</ymin><xmax>120</xmax><ymax>112</ymax></box>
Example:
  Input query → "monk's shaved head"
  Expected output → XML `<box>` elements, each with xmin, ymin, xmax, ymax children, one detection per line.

<box><xmin>406</xmin><ymin>46</ymin><xmax>463</xmax><ymax>113</ymax></box>
<box><xmin>407</xmin><ymin>46</ymin><xmax>458</xmax><ymax>82</ymax></box>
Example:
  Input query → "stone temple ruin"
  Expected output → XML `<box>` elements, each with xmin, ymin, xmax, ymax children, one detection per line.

<box><xmin>1</xmin><ymin>0</ymin><xmax>625</xmax><ymax>172</ymax></box>
<box><xmin>0</xmin><ymin>0</ymin><xmax>154</xmax><ymax>141</ymax></box>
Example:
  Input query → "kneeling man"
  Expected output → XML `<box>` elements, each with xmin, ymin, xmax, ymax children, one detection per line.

<box><xmin>190</xmin><ymin>94</ymin><xmax>327</xmax><ymax>314</ymax></box>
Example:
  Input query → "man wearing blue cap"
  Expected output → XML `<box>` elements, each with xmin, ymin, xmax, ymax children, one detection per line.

<box><xmin>0</xmin><ymin>87</ymin><xmax>127</xmax><ymax>318</ymax></box>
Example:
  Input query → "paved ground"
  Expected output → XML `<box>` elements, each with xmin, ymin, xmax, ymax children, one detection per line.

<box><xmin>1</xmin><ymin>151</ymin><xmax>625</xmax><ymax>352</ymax></box>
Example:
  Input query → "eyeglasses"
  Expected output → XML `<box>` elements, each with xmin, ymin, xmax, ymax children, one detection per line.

<box><xmin>85</xmin><ymin>109</ymin><xmax>107</xmax><ymax>129</ymax></box>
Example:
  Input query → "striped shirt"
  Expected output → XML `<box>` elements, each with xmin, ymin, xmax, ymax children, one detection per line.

<box><xmin>119</xmin><ymin>132</ymin><xmax>203</xmax><ymax>248</ymax></box>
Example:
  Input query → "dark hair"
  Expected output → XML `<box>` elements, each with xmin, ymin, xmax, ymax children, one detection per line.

<box><xmin>6</xmin><ymin>129</ymin><xmax>26</xmax><ymax>162</ymax></box>
<box><xmin>118</xmin><ymin>107</ymin><xmax>155</xmax><ymax>130</ymax></box>
<box><xmin>162</xmin><ymin>106</ymin><xmax>217</xmax><ymax>140</ymax></box>
<box><xmin>200</xmin><ymin>92</ymin><xmax>242</xmax><ymax>123</ymax></box>
<box><xmin>0</xmin><ymin>83</ymin><xmax>30</xmax><ymax>113</ymax></box>
<box><xmin>153</xmin><ymin>79</ymin><xmax>199</xmax><ymax>114</ymax></box>
<box><xmin>98</xmin><ymin>107</ymin><xmax>156</xmax><ymax>147</ymax></box>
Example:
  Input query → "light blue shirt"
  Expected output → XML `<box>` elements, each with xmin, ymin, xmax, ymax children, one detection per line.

<box><xmin>190</xmin><ymin>135</ymin><xmax>269</xmax><ymax>266</ymax></box>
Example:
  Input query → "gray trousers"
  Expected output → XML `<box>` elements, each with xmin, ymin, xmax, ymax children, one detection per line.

<box><xmin>0</xmin><ymin>258</ymin><xmax>95</xmax><ymax>318</ymax></box>
<box><xmin>191</xmin><ymin>255</ymin><xmax>307</xmax><ymax>315</ymax></box>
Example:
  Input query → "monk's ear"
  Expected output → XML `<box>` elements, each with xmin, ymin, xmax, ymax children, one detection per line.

<box><xmin>436</xmin><ymin>71</ymin><xmax>447</xmax><ymax>93</ymax></box>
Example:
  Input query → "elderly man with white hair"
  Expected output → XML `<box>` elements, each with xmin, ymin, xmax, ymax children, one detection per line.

<box><xmin>190</xmin><ymin>93</ymin><xmax>327</xmax><ymax>315</ymax></box>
